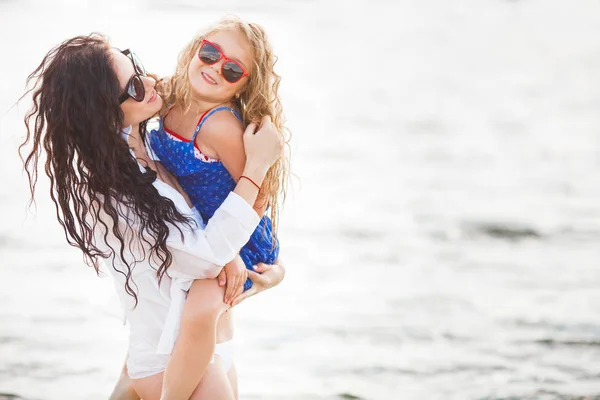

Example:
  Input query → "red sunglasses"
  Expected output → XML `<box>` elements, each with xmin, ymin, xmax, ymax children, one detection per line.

<box><xmin>198</xmin><ymin>39</ymin><xmax>249</xmax><ymax>84</ymax></box>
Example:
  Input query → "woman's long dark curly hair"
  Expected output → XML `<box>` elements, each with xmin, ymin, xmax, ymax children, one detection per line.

<box><xmin>19</xmin><ymin>34</ymin><xmax>192</xmax><ymax>307</ymax></box>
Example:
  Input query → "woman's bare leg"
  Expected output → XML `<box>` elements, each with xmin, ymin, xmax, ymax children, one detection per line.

<box><xmin>109</xmin><ymin>360</ymin><xmax>140</xmax><ymax>400</ymax></box>
<box><xmin>160</xmin><ymin>278</ymin><xmax>229</xmax><ymax>400</ymax></box>
<box><xmin>227</xmin><ymin>363</ymin><xmax>239</xmax><ymax>400</ymax></box>
<box><xmin>190</xmin><ymin>358</ymin><xmax>235</xmax><ymax>400</ymax></box>
<box><xmin>133</xmin><ymin>362</ymin><xmax>234</xmax><ymax>400</ymax></box>
<box><xmin>131</xmin><ymin>318</ymin><xmax>237</xmax><ymax>400</ymax></box>
<box><xmin>133</xmin><ymin>372</ymin><xmax>163</xmax><ymax>400</ymax></box>
<box><xmin>216</xmin><ymin>309</ymin><xmax>238</xmax><ymax>400</ymax></box>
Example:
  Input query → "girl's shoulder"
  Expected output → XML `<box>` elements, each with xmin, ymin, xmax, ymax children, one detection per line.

<box><xmin>199</xmin><ymin>106</ymin><xmax>244</xmax><ymax>141</ymax></box>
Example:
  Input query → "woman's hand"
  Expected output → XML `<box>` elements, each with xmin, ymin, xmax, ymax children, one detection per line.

<box><xmin>217</xmin><ymin>255</ymin><xmax>247</xmax><ymax>305</ymax></box>
<box><xmin>230</xmin><ymin>259</ymin><xmax>286</xmax><ymax>307</ymax></box>
<box><xmin>242</xmin><ymin>116</ymin><xmax>283</xmax><ymax>180</ymax></box>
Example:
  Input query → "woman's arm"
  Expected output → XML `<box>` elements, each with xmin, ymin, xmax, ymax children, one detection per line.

<box><xmin>162</xmin><ymin>191</ymin><xmax>257</xmax><ymax>278</ymax></box>
<box><xmin>230</xmin><ymin>258</ymin><xmax>286</xmax><ymax>307</ymax></box>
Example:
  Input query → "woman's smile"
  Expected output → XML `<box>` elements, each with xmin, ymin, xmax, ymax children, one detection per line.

<box><xmin>148</xmin><ymin>88</ymin><xmax>157</xmax><ymax>103</ymax></box>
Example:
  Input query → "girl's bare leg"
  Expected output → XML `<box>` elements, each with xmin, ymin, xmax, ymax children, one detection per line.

<box><xmin>160</xmin><ymin>278</ymin><xmax>229</xmax><ymax>400</ymax></box>
<box><xmin>109</xmin><ymin>360</ymin><xmax>140</xmax><ymax>400</ymax></box>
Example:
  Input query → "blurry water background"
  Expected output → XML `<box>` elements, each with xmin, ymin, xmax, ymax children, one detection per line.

<box><xmin>1</xmin><ymin>0</ymin><xmax>600</xmax><ymax>399</ymax></box>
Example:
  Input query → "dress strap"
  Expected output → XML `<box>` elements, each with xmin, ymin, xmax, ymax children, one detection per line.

<box><xmin>192</xmin><ymin>106</ymin><xmax>242</xmax><ymax>141</ymax></box>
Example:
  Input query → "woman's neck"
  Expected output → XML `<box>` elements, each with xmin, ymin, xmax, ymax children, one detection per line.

<box><xmin>127</xmin><ymin>125</ymin><xmax>151</xmax><ymax>162</ymax></box>
<box><xmin>126</xmin><ymin>125</ymin><xmax>154</xmax><ymax>171</ymax></box>
<box><xmin>127</xmin><ymin>125</ymin><xmax>142</xmax><ymax>150</ymax></box>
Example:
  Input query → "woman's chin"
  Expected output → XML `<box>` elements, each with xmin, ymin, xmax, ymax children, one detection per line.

<box><xmin>152</xmin><ymin>96</ymin><xmax>164</xmax><ymax>113</ymax></box>
<box><xmin>144</xmin><ymin>97</ymin><xmax>163</xmax><ymax>120</ymax></box>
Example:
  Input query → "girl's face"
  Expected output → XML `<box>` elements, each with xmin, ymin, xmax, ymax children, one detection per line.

<box><xmin>187</xmin><ymin>29</ymin><xmax>253</xmax><ymax>104</ymax></box>
<box><xmin>112</xmin><ymin>49</ymin><xmax>163</xmax><ymax>127</ymax></box>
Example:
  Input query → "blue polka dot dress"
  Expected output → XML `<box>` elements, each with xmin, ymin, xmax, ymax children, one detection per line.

<box><xmin>150</xmin><ymin>107</ymin><xmax>279</xmax><ymax>291</ymax></box>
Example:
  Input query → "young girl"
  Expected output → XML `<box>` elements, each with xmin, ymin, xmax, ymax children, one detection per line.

<box><xmin>146</xmin><ymin>17</ymin><xmax>289</xmax><ymax>399</ymax></box>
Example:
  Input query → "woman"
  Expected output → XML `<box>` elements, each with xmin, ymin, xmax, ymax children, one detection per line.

<box><xmin>20</xmin><ymin>34</ymin><xmax>285</xmax><ymax>399</ymax></box>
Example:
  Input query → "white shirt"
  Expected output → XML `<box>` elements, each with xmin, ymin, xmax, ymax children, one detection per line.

<box><xmin>94</xmin><ymin>127</ymin><xmax>259</xmax><ymax>379</ymax></box>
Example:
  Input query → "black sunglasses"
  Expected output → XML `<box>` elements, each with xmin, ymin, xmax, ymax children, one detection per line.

<box><xmin>119</xmin><ymin>49</ymin><xmax>147</xmax><ymax>104</ymax></box>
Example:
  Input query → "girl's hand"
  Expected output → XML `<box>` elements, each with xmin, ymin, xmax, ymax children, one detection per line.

<box><xmin>230</xmin><ymin>260</ymin><xmax>286</xmax><ymax>307</ymax></box>
<box><xmin>220</xmin><ymin>255</ymin><xmax>247</xmax><ymax>305</ymax></box>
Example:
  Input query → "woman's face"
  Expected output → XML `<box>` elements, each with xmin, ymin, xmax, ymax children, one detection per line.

<box><xmin>112</xmin><ymin>49</ymin><xmax>162</xmax><ymax>127</ymax></box>
<box><xmin>187</xmin><ymin>29</ymin><xmax>253</xmax><ymax>104</ymax></box>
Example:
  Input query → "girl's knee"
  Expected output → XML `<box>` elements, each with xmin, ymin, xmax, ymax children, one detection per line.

<box><xmin>181</xmin><ymin>280</ymin><xmax>227</xmax><ymax>328</ymax></box>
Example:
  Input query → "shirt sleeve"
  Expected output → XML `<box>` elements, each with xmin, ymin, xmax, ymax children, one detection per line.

<box><xmin>165</xmin><ymin>191</ymin><xmax>259</xmax><ymax>280</ymax></box>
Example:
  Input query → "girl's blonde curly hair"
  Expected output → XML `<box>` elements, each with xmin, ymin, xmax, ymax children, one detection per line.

<box><xmin>160</xmin><ymin>16</ymin><xmax>290</xmax><ymax>233</ymax></box>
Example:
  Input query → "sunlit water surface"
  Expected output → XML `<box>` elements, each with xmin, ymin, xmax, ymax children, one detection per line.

<box><xmin>1</xmin><ymin>0</ymin><xmax>600</xmax><ymax>399</ymax></box>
